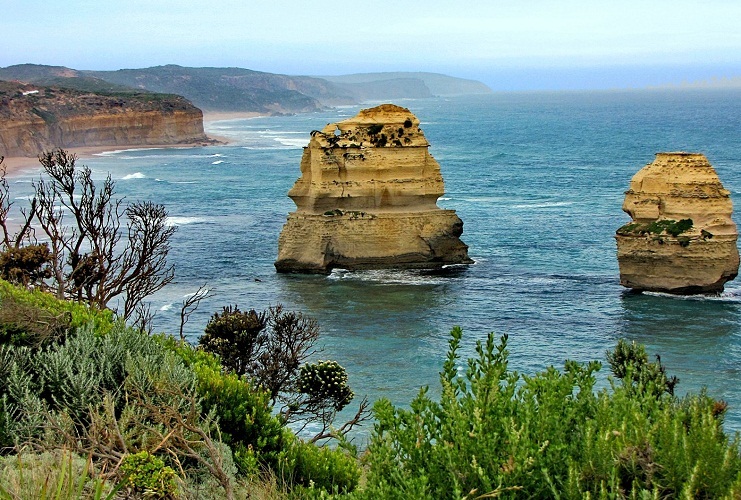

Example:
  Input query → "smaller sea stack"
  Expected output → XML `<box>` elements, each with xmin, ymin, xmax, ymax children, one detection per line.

<box><xmin>615</xmin><ymin>152</ymin><xmax>739</xmax><ymax>294</ymax></box>
<box><xmin>275</xmin><ymin>104</ymin><xmax>472</xmax><ymax>274</ymax></box>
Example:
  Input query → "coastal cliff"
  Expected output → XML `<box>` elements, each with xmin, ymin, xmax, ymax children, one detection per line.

<box><xmin>615</xmin><ymin>152</ymin><xmax>739</xmax><ymax>294</ymax></box>
<box><xmin>0</xmin><ymin>81</ymin><xmax>208</xmax><ymax>157</ymax></box>
<box><xmin>275</xmin><ymin>104</ymin><xmax>472</xmax><ymax>273</ymax></box>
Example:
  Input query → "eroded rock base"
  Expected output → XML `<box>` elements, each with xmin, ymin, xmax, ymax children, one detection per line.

<box><xmin>275</xmin><ymin>210</ymin><xmax>472</xmax><ymax>274</ymax></box>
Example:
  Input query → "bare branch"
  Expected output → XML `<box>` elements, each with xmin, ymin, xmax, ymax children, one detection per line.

<box><xmin>180</xmin><ymin>284</ymin><xmax>214</xmax><ymax>341</ymax></box>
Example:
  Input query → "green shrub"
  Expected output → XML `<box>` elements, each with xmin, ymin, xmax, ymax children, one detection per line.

<box><xmin>0</xmin><ymin>244</ymin><xmax>52</xmax><ymax>288</ymax></box>
<box><xmin>618</xmin><ymin>219</ymin><xmax>694</xmax><ymax>238</ymax></box>
<box><xmin>297</xmin><ymin>360</ymin><xmax>354</xmax><ymax>413</ymax></box>
<box><xmin>167</xmin><ymin>340</ymin><xmax>285</xmax><ymax>472</ymax></box>
<box><xmin>0</xmin><ymin>278</ymin><xmax>114</xmax><ymax>342</ymax></box>
<box><xmin>361</xmin><ymin>328</ymin><xmax>741</xmax><ymax>499</ymax></box>
<box><xmin>277</xmin><ymin>432</ymin><xmax>360</xmax><ymax>495</ymax></box>
<box><xmin>120</xmin><ymin>451</ymin><xmax>178</xmax><ymax>498</ymax></box>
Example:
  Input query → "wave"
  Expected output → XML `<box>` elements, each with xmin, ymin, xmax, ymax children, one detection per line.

<box><xmin>159</xmin><ymin>303</ymin><xmax>174</xmax><ymax>312</ymax></box>
<box><xmin>511</xmin><ymin>201</ymin><xmax>573</xmax><ymax>209</ymax></box>
<box><xmin>211</xmin><ymin>160</ymin><xmax>225</xmax><ymax>165</ymax></box>
<box><xmin>643</xmin><ymin>290</ymin><xmax>741</xmax><ymax>303</ymax></box>
<box><xmin>122</xmin><ymin>172</ymin><xmax>146</xmax><ymax>180</ymax></box>
<box><xmin>274</xmin><ymin>137</ymin><xmax>307</xmax><ymax>148</ymax></box>
<box><xmin>165</xmin><ymin>216</ymin><xmax>208</xmax><ymax>227</ymax></box>
<box><xmin>95</xmin><ymin>147</ymin><xmax>168</xmax><ymax>156</ymax></box>
<box><xmin>326</xmin><ymin>268</ymin><xmax>460</xmax><ymax>285</ymax></box>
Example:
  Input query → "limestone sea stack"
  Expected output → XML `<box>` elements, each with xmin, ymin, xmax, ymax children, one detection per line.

<box><xmin>275</xmin><ymin>104</ymin><xmax>472</xmax><ymax>274</ymax></box>
<box><xmin>616</xmin><ymin>152</ymin><xmax>739</xmax><ymax>294</ymax></box>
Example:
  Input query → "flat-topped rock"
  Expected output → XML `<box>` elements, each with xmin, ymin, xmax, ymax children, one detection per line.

<box><xmin>275</xmin><ymin>104</ymin><xmax>471</xmax><ymax>274</ymax></box>
<box><xmin>616</xmin><ymin>152</ymin><xmax>739</xmax><ymax>294</ymax></box>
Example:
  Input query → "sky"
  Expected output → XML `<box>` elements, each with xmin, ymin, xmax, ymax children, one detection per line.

<box><xmin>2</xmin><ymin>0</ymin><xmax>740</xmax><ymax>91</ymax></box>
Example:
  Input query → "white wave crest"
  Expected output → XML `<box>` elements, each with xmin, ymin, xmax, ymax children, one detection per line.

<box><xmin>122</xmin><ymin>172</ymin><xmax>146</xmax><ymax>180</ymax></box>
<box><xmin>274</xmin><ymin>137</ymin><xmax>307</xmax><ymax>148</ymax></box>
<box><xmin>212</xmin><ymin>160</ymin><xmax>225</xmax><ymax>165</ymax></box>
<box><xmin>159</xmin><ymin>303</ymin><xmax>174</xmax><ymax>312</ymax></box>
<box><xmin>165</xmin><ymin>216</ymin><xmax>207</xmax><ymax>227</ymax></box>
<box><xmin>511</xmin><ymin>201</ymin><xmax>573</xmax><ymax>209</ymax></box>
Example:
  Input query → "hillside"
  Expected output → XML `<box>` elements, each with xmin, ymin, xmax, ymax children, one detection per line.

<box><xmin>0</xmin><ymin>80</ymin><xmax>208</xmax><ymax>157</ymax></box>
<box><xmin>0</xmin><ymin>64</ymin><xmax>493</xmax><ymax>114</ymax></box>
<box><xmin>320</xmin><ymin>72</ymin><xmax>493</xmax><ymax>96</ymax></box>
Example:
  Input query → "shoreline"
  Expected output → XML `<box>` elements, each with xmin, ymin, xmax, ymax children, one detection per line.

<box><xmin>2</xmin><ymin>142</ymin><xmax>218</xmax><ymax>176</ymax></box>
<box><xmin>202</xmin><ymin>111</ymin><xmax>265</xmax><ymax>122</ymax></box>
<box><xmin>1</xmin><ymin>112</ymin><xmax>266</xmax><ymax>176</ymax></box>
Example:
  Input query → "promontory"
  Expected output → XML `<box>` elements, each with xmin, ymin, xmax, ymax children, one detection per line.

<box><xmin>275</xmin><ymin>104</ymin><xmax>472</xmax><ymax>273</ymax></box>
<box><xmin>0</xmin><ymin>81</ymin><xmax>208</xmax><ymax>158</ymax></box>
<box><xmin>616</xmin><ymin>152</ymin><xmax>739</xmax><ymax>294</ymax></box>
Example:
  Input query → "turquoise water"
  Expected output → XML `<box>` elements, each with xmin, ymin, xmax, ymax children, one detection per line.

<box><xmin>9</xmin><ymin>90</ymin><xmax>741</xmax><ymax>436</ymax></box>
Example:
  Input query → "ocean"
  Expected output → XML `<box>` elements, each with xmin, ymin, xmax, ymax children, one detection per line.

<box><xmin>8</xmin><ymin>89</ymin><xmax>741</xmax><ymax>437</ymax></box>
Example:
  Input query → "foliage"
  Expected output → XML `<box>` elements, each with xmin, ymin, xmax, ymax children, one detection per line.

<box><xmin>607</xmin><ymin>338</ymin><xmax>678</xmax><ymax>397</ymax></box>
<box><xmin>120</xmin><ymin>451</ymin><xmax>178</xmax><ymax>498</ymax></box>
<box><xmin>297</xmin><ymin>361</ymin><xmax>354</xmax><ymax>413</ymax></box>
<box><xmin>0</xmin><ymin>244</ymin><xmax>52</xmax><ymax>287</ymax></box>
<box><xmin>170</xmin><ymin>340</ymin><xmax>286</xmax><ymax>472</ymax></box>
<box><xmin>617</xmin><ymin>218</ymin><xmax>694</xmax><ymax>238</ymax></box>
<box><xmin>361</xmin><ymin>327</ymin><xmax>741</xmax><ymax>499</ymax></box>
<box><xmin>0</xmin><ymin>449</ymin><xmax>122</xmax><ymax>499</ymax></box>
<box><xmin>0</xmin><ymin>278</ymin><xmax>114</xmax><ymax>346</ymax></box>
<box><xmin>276</xmin><ymin>432</ymin><xmax>361</xmax><ymax>496</ymax></box>
<box><xmin>199</xmin><ymin>304</ymin><xmax>368</xmax><ymax>444</ymax></box>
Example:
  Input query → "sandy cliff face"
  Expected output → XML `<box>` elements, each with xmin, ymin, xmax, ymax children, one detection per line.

<box><xmin>615</xmin><ymin>152</ymin><xmax>739</xmax><ymax>294</ymax></box>
<box><xmin>275</xmin><ymin>104</ymin><xmax>471</xmax><ymax>273</ymax></box>
<box><xmin>0</xmin><ymin>82</ymin><xmax>208</xmax><ymax>157</ymax></box>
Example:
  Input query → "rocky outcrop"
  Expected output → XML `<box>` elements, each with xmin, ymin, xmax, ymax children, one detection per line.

<box><xmin>616</xmin><ymin>152</ymin><xmax>739</xmax><ymax>294</ymax></box>
<box><xmin>0</xmin><ymin>81</ymin><xmax>209</xmax><ymax>157</ymax></box>
<box><xmin>275</xmin><ymin>104</ymin><xmax>472</xmax><ymax>273</ymax></box>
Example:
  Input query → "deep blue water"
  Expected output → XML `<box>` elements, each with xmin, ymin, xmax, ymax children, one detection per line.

<box><xmin>8</xmin><ymin>89</ymin><xmax>741</xmax><ymax>437</ymax></box>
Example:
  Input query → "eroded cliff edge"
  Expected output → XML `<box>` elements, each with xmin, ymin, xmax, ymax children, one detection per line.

<box><xmin>275</xmin><ymin>104</ymin><xmax>472</xmax><ymax>273</ymax></box>
<box><xmin>0</xmin><ymin>81</ymin><xmax>209</xmax><ymax>157</ymax></box>
<box><xmin>616</xmin><ymin>152</ymin><xmax>739</xmax><ymax>294</ymax></box>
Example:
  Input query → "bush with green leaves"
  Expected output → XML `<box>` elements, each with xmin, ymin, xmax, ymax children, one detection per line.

<box><xmin>199</xmin><ymin>304</ymin><xmax>368</xmax><ymax>444</ymax></box>
<box><xmin>361</xmin><ymin>327</ymin><xmax>741</xmax><ymax>499</ymax></box>
<box><xmin>297</xmin><ymin>360</ymin><xmax>354</xmax><ymax>413</ymax></box>
<box><xmin>276</xmin><ymin>431</ymin><xmax>361</xmax><ymax>496</ymax></box>
<box><xmin>120</xmin><ymin>451</ymin><xmax>178</xmax><ymax>498</ymax></box>
<box><xmin>169</xmin><ymin>340</ymin><xmax>286</xmax><ymax>473</ymax></box>
<box><xmin>0</xmin><ymin>278</ymin><xmax>114</xmax><ymax>346</ymax></box>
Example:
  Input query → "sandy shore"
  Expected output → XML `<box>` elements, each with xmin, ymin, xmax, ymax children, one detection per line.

<box><xmin>1</xmin><ymin>143</ymin><xmax>215</xmax><ymax>176</ymax></box>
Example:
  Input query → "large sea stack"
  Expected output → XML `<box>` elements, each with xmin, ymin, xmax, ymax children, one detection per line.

<box><xmin>616</xmin><ymin>152</ymin><xmax>739</xmax><ymax>294</ymax></box>
<box><xmin>275</xmin><ymin>104</ymin><xmax>472</xmax><ymax>274</ymax></box>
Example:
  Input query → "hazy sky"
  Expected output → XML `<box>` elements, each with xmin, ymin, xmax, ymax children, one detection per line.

<box><xmin>3</xmin><ymin>0</ymin><xmax>740</xmax><ymax>90</ymax></box>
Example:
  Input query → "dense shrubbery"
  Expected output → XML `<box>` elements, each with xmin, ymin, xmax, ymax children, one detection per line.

<box><xmin>360</xmin><ymin>327</ymin><xmax>741</xmax><ymax>498</ymax></box>
<box><xmin>0</xmin><ymin>279</ymin><xmax>361</xmax><ymax>498</ymax></box>
<box><xmin>2</xmin><ymin>278</ymin><xmax>740</xmax><ymax>498</ymax></box>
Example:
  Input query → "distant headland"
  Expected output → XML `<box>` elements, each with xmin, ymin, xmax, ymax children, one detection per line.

<box><xmin>0</xmin><ymin>64</ymin><xmax>493</xmax><ymax>165</ymax></box>
<box><xmin>0</xmin><ymin>64</ymin><xmax>493</xmax><ymax>115</ymax></box>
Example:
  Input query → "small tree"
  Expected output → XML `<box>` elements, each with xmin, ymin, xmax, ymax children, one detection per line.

<box><xmin>0</xmin><ymin>150</ymin><xmax>176</xmax><ymax>321</ymax></box>
<box><xmin>199</xmin><ymin>304</ymin><xmax>368</xmax><ymax>441</ymax></box>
